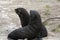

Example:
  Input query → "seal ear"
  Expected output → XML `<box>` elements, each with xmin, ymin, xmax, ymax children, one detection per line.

<box><xmin>15</xmin><ymin>8</ymin><xmax>30</xmax><ymax>27</ymax></box>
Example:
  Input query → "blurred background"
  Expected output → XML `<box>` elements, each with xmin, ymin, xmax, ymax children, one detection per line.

<box><xmin>0</xmin><ymin>0</ymin><xmax>60</xmax><ymax>40</ymax></box>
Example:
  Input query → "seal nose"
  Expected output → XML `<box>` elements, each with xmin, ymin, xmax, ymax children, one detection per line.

<box><xmin>15</xmin><ymin>9</ymin><xmax>19</xmax><ymax>13</ymax></box>
<box><xmin>15</xmin><ymin>8</ymin><xmax>21</xmax><ymax>13</ymax></box>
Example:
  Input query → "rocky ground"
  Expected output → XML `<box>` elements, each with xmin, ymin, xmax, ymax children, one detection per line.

<box><xmin>0</xmin><ymin>0</ymin><xmax>60</xmax><ymax>40</ymax></box>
